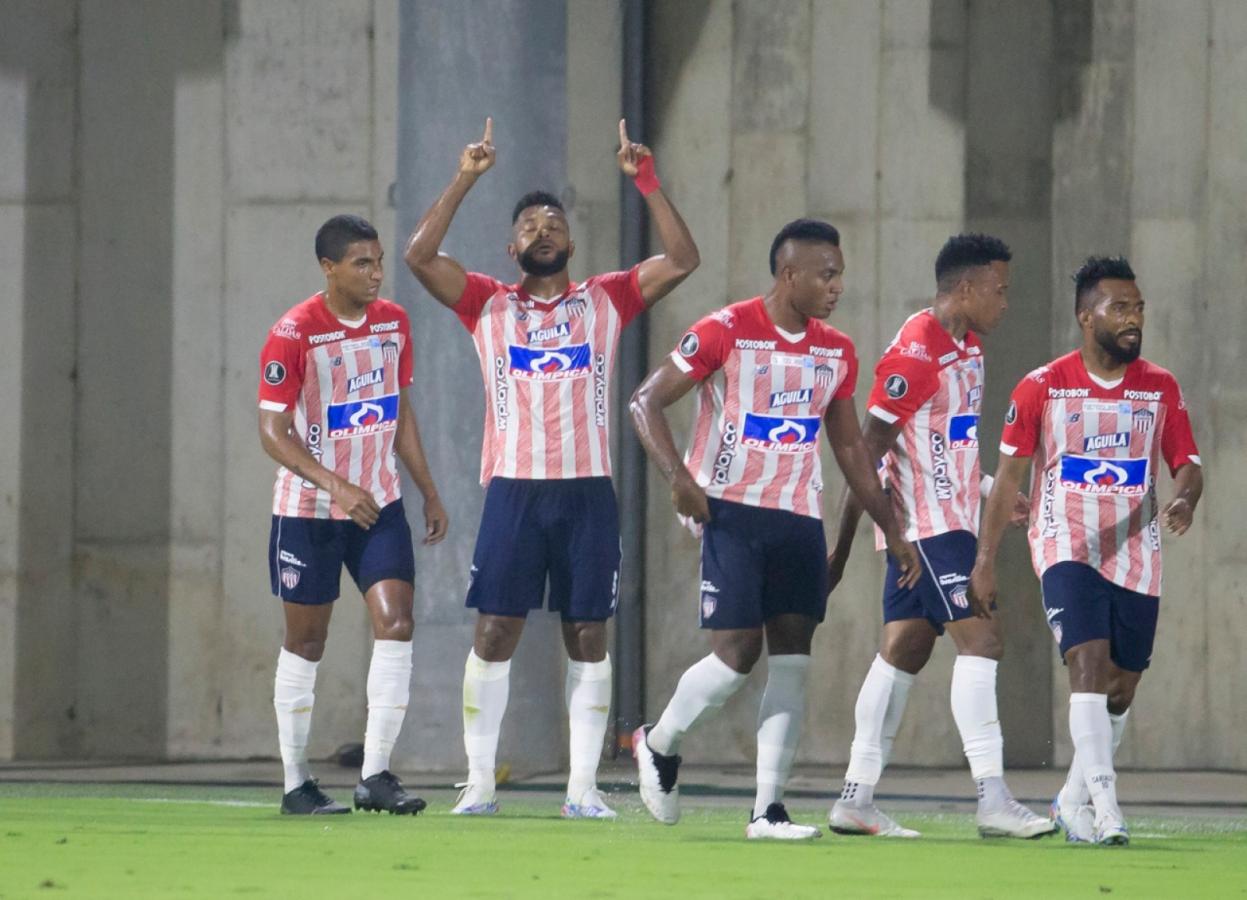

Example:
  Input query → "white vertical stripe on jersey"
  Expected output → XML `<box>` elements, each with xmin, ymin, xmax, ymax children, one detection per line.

<box><xmin>1051</xmin><ymin>399</ymin><xmax>1073</xmax><ymax>563</ymax></box>
<box><xmin>312</xmin><ymin>346</ymin><xmax>336</xmax><ymax>518</ymax></box>
<box><xmin>600</xmin><ymin>298</ymin><xmax>620</xmax><ymax>476</ymax></box>
<box><xmin>341</xmin><ymin>347</ymin><xmax>366</xmax><ymax>498</ymax></box>
<box><xmin>727</xmin><ymin>349</ymin><xmax>757</xmax><ymax>489</ymax></box>
<box><xmin>496</xmin><ymin>301</ymin><xmax>520</xmax><ymax>479</ymax></box>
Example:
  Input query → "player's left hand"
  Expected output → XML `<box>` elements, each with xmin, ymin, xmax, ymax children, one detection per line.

<box><xmin>423</xmin><ymin>495</ymin><xmax>449</xmax><ymax>545</ymax></box>
<box><xmin>884</xmin><ymin>534</ymin><xmax>922</xmax><ymax>590</ymax></box>
<box><xmin>1009</xmin><ymin>491</ymin><xmax>1029</xmax><ymax>528</ymax></box>
<box><xmin>1161</xmin><ymin>497</ymin><xmax>1193</xmax><ymax>535</ymax></box>
<box><xmin>617</xmin><ymin>118</ymin><xmax>652</xmax><ymax>177</ymax></box>
<box><xmin>967</xmin><ymin>563</ymin><xmax>995</xmax><ymax>619</ymax></box>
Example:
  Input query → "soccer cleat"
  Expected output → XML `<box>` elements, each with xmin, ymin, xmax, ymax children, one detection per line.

<box><xmin>1094</xmin><ymin>815</ymin><xmax>1130</xmax><ymax>846</ymax></box>
<box><xmin>746</xmin><ymin>803</ymin><xmax>822</xmax><ymax>840</ymax></box>
<box><xmin>977</xmin><ymin>797</ymin><xmax>1059</xmax><ymax>839</ymax></box>
<box><xmin>828</xmin><ymin>799</ymin><xmax>920</xmax><ymax>838</ymax></box>
<box><xmin>451</xmin><ymin>782</ymin><xmax>499</xmax><ymax>816</ymax></box>
<box><xmin>562</xmin><ymin>787</ymin><xmax>618</xmax><ymax>819</ymax></box>
<box><xmin>280</xmin><ymin>779</ymin><xmax>351</xmax><ymax>815</ymax></box>
<box><xmin>633</xmin><ymin>724</ymin><xmax>681</xmax><ymax>825</ymax></box>
<box><xmin>353</xmin><ymin>770</ymin><xmax>427</xmax><ymax>815</ymax></box>
<box><xmin>1051</xmin><ymin>793</ymin><xmax>1095</xmax><ymax>843</ymax></box>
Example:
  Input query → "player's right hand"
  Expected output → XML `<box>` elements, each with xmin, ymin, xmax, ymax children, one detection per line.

<box><xmin>885</xmin><ymin>535</ymin><xmax>922</xmax><ymax>590</ymax></box>
<box><xmin>967</xmin><ymin>563</ymin><xmax>996</xmax><ymax>619</ymax></box>
<box><xmin>671</xmin><ymin>472</ymin><xmax>711</xmax><ymax>525</ymax></box>
<box><xmin>459</xmin><ymin>117</ymin><xmax>496</xmax><ymax>177</ymax></box>
<box><xmin>334</xmin><ymin>482</ymin><xmax>382</xmax><ymax>529</ymax></box>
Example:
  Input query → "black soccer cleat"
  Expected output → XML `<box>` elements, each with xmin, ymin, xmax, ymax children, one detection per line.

<box><xmin>281</xmin><ymin>779</ymin><xmax>351</xmax><ymax>815</ymax></box>
<box><xmin>354</xmin><ymin>770</ymin><xmax>427</xmax><ymax>815</ymax></box>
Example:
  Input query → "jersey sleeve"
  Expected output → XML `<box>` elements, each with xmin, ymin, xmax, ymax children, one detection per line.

<box><xmin>865</xmin><ymin>351</ymin><xmax>940</xmax><ymax>426</ymax></box>
<box><xmin>257</xmin><ymin>323</ymin><xmax>306</xmax><ymax>411</ymax></box>
<box><xmin>453</xmin><ymin>272</ymin><xmax>503</xmax><ymax>332</ymax></box>
<box><xmin>1160</xmin><ymin>375</ymin><xmax>1200</xmax><ymax>474</ymax></box>
<box><xmin>592</xmin><ymin>266</ymin><xmax>646</xmax><ymax>327</ymax></box>
<box><xmin>668</xmin><ymin>314</ymin><xmax>729</xmax><ymax>382</ymax></box>
<box><xmin>834</xmin><ymin>342</ymin><xmax>859</xmax><ymax>400</ymax></box>
<box><xmin>397</xmin><ymin>307</ymin><xmax>414</xmax><ymax>387</ymax></box>
<box><xmin>999</xmin><ymin>371</ymin><xmax>1046</xmax><ymax>457</ymax></box>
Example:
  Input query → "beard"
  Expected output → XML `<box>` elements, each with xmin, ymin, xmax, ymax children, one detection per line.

<box><xmin>518</xmin><ymin>244</ymin><xmax>569</xmax><ymax>278</ymax></box>
<box><xmin>1096</xmin><ymin>326</ymin><xmax>1142</xmax><ymax>364</ymax></box>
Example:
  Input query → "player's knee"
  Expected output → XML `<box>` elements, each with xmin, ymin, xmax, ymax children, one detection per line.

<box><xmin>715</xmin><ymin>637</ymin><xmax>763</xmax><ymax>674</ymax></box>
<box><xmin>1107</xmin><ymin>679</ymin><xmax>1138</xmax><ymax>714</ymax></box>
<box><xmin>376</xmin><ymin>615</ymin><xmax>414</xmax><ymax>642</ymax></box>
<box><xmin>475</xmin><ymin>617</ymin><xmax>522</xmax><ymax>661</ymax></box>
<box><xmin>285</xmin><ymin>638</ymin><xmax>326</xmax><ymax>662</ymax></box>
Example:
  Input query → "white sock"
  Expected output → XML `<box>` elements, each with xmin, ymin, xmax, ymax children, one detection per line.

<box><xmin>463</xmin><ymin>649</ymin><xmax>511</xmax><ymax>790</ymax></box>
<box><xmin>566</xmin><ymin>655</ymin><xmax>612</xmax><ymax>801</ymax></box>
<box><xmin>950</xmin><ymin>655</ymin><xmax>1004</xmax><ymax>782</ymax></box>
<box><xmin>273</xmin><ymin>647</ymin><xmax>319</xmax><ymax>793</ymax></box>
<box><xmin>844</xmin><ymin>654</ymin><xmax>915</xmax><ymax>797</ymax></box>
<box><xmin>648</xmin><ymin>653</ymin><xmax>747</xmax><ymax>755</ymax></box>
<box><xmin>1069</xmin><ymin>692</ymin><xmax>1120</xmax><ymax>821</ymax></box>
<box><xmin>1060</xmin><ymin>708</ymin><xmax>1128</xmax><ymax>808</ymax></box>
<box><xmin>753</xmin><ymin>655</ymin><xmax>810</xmax><ymax>819</ymax></box>
<box><xmin>361</xmin><ymin>639</ymin><xmax>412</xmax><ymax>780</ymax></box>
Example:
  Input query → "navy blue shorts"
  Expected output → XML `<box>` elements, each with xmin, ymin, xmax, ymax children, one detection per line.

<box><xmin>268</xmin><ymin>499</ymin><xmax>415</xmax><ymax>605</ymax></box>
<box><xmin>465</xmin><ymin>477</ymin><xmax>620</xmax><ymax>622</ymax></box>
<box><xmin>697</xmin><ymin>497</ymin><xmax>828</xmax><ymax>630</ymax></box>
<box><xmin>1040</xmin><ymin>561</ymin><xmax>1159</xmax><ymax>672</ymax></box>
<box><xmin>883</xmin><ymin>529</ymin><xmax>982</xmax><ymax>634</ymax></box>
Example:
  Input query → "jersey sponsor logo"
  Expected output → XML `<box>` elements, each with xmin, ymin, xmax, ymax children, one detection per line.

<box><xmin>1084</xmin><ymin>399</ymin><xmax>1131</xmax><ymax>415</ymax></box>
<box><xmin>309</xmin><ymin>329</ymin><xmax>347</xmax><ymax>346</ymax></box>
<box><xmin>948</xmin><ymin>414</ymin><xmax>979</xmax><ymax>450</ymax></box>
<box><xmin>966</xmin><ymin>346</ymin><xmax>981</xmax><ymax>355</ymax></box>
<box><xmin>1048</xmin><ymin>387</ymin><xmax>1089</xmax><ymax>398</ymax></box>
<box><xmin>493</xmin><ymin>356</ymin><xmax>509</xmax><ymax>430</ymax></box>
<box><xmin>302</xmin><ymin>423</ymin><xmax>323</xmax><ymax>487</ymax></box>
<box><xmin>347</xmin><ymin>367</ymin><xmax>384</xmax><ymax>394</ymax></box>
<box><xmin>369</xmin><ymin>321</ymin><xmax>399</xmax><ymax>333</ymax></box>
<box><xmin>325</xmin><ymin>393</ymin><xmax>400</xmax><ymax>439</ymax></box>
<box><xmin>1040</xmin><ymin>467</ymin><xmax>1059</xmax><ymax>537</ymax></box>
<box><xmin>528</xmin><ymin>321</ymin><xmax>572</xmax><ymax>344</ymax></box>
<box><xmin>770</xmin><ymin>388</ymin><xmax>813</xmax><ymax>408</ymax></box>
<box><xmin>884</xmin><ymin>374</ymin><xmax>908</xmax><ymax>399</ymax></box>
<box><xmin>263</xmin><ymin>360</ymin><xmax>286</xmax><ymax>385</ymax></box>
<box><xmin>1132</xmin><ymin>408</ymin><xmax>1154</xmax><ymax>433</ymax></box>
<box><xmin>772</xmin><ymin>353</ymin><xmax>815</xmax><ymax>369</ymax></box>
<box><xmin>712</xmin><ymin>421</ymin><xmax>739</xmax><ymax>484</ymax></box>
<box><xmin>341</xmin><ymin>336</ymin><xmax>381</xmax><ymax>353</ymax></box>
<box><xmin>929</xmin><ymin>433</ymin><xmax>954</xmax><ymax>500</ymax></box>
<box><xmin>938</xmin><ymin>350</ymin><xmax>960</xmax><ymax>366</ymax></box>
<box><xmin>1005</xmin><ymin>400</ymin><xmax>1017</xmax><ymax>425</ymax></box>
<box><xmin>1124</xmin><ymin>389</ymin><xmax>1162</xmax><ymax>401</ymax></box>
<box><xmin>507</xmin><ymin>343</ymin><xmax>592</xmax><ymax>381</ymax></box>
<box><xmin>1083</xmin><ymin>431</ymin><xmax>1129</xmax><ymax>452</ymax></box>
<box><xmin>1059</xmin><ymin>454</ymin><xmax>1148</xmax><ymax>495</ymax></box>
<box><xmin>735</xmin><ymin>338</ymin><xmax>777</xmax><ymax>351</ymax></box>
<box><xmin>382</xmin><ymin>339</ymin><xmax>399</xmax><ymax>364</ymax></box>
<box><xmin>741</xmin><ymin>413</ymin><xmax>821</xmax><ymax>454</ymax></box>
<box><xmin>272</xmin><ymin>318</ymin><xmax>301</xmax><ymax>340</ymax></box>
<box><xmin>809</xmin><ymin>346</ymin><xmax>844</xmax><ymax>358</ymax></box>
<box><xmin>950</xmin><ymin>585</ymin><xmax>969</xmax><ymax>608</ymax></box>
<box><xmin>280</xmin><ymin>566</ymin><xmax>301</xmax><ymax>590</ymax></box>
<box><xmin>900</xmin><ymin>340</ymin><xmax>931</xmax><ymax>362</ymax></box>
<box><xmin>679</xmin><ymin>331</ymin><xmax>700</xmax><ymax>357</ymax></box>
<box><xmin>593</xmin><ymin>353</ymin><xmax>608</xmax><ymax>427</ymax></box>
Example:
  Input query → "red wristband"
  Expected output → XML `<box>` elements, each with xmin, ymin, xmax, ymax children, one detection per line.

<box><xmin>632</xmin><ymin>155</ymin><xmax>660</xmax><ymax>196</ymax></box>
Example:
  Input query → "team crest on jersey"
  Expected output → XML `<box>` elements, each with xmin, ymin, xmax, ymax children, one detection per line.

<box><xmin>814</xmin><ymin>363</ymin><xmax>835</xmax><ymax>386</ymax></box>
<box><xmin>948</xmin><ymin>414</ymin><xmax>979</xmax><ymax>450</ymax></box>
<box><xmin>1059</xmin><ymin>454</ymin><xmax>1148</xmax><ymax>495</ymax></box>
<box><xmin>741</xmin><ymin>414</ymin><xmax>820</xmax><ymax>453</ymax></box>
<box><xmin>347</xmin><ymin>367</ymin><xmax>384</xmax><ymax>394</ymax></box>
<box><xmin>1132</xmin><ymin>408</ymin><xmax>1155</xmax><ymax>433</ymax></box>
<box><xmin>382</xmin><ymin>340</ymin><xmax>399</xmax><ymax>364</ymax></box>
<box><xmin>508</xmin><ymin>343</ymin><xmax>592</xmax><ymax>381</ymax></box>
<box><xmin>263</xmin><ymin>361</ymin><xmax>286</xmax><ymax>385</ymax></box>
<box><xmin>325</xmin><ymin>394</ymin><xmax>400</xmax><ymax>439</ymax></box>
<box><xmin>679</xmin><ymin>332</ymin><xmax>700</xmax><ymax>357</ymax></box>
<box><xmin>280</xmin><ymin>566</ymin><xmax>301</xmax><ymax>590</ymax></box>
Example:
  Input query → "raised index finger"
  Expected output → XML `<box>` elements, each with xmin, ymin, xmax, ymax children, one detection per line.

<box><xmin>618</xmin><ymin>118</ymin><xmax>629</xmax><ymax>148</ymax></box>
<box><xmin>483</xmin><ymin>116</ymin><xmax>493</xmax><ymax>145</ymax></box>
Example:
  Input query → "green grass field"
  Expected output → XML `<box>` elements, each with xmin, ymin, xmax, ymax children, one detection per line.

<box><xmin>2</xmin><ymin>783</ymin><xmax>1244</xmax><ymax>899</ymax></box>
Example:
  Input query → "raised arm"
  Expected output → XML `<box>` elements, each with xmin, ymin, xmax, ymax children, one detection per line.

<box><xmin>629</xmin><ymin>358</ymin><xmax>708</xmax><ymax>523</ymax></box>
<box><xmin>968</xmin><ymin>453</ymin><xmax>1031</xmax><ymax>618</ymax></box>
<box><xmin>617</xmin><ymin>119</ymin><xmax>700</xmax><ymax>307</ymax></box>
<box><xmin>395</xmin><ymin>387</ymin><xmax>448</xmax><ymax>545</ymax></box>
<box><xmin>404</xmin><ymin>117</ymin><xmax>496</xmax><ymax>308</ymax></box>
<box><xmin>826</xmin><ymin>413</ymin><xmax>903</xmax><ymax>591</ymax></box>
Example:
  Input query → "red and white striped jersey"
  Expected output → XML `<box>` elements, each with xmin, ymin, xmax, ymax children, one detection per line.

<box><xmin>453</xmin><ymin>268</ymin><xmax>645</xmax><ymax>484</ymax></box>
<box><xmin>258</xmin><ymin>294</ymin><xmax>413</xmax><ymax>519</ymax></box>
<box><xmin>671</xmin><ymin>297</ymin><xmax>858</xmax><ymax>519</ymax></box>
<box><xmin>1000</xmin><ymin>350</ymin><xmax>1200</xmax><ymax>596</ymax></box>
<box><xmin>868</xmin><ymin>310</ymin><xmax>986</xmax><ymax>545</ymax></box>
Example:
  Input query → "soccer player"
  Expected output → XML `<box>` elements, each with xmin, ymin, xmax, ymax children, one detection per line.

<box><xmin>825</xmin><ymin>234</ymin><xmax>1056</xmax><ymax>840</ymax></box>
<box><xmin>629</xmin><ymin>219</ymin><xmax>921</xmax><ymax>840</ymax></box>
<box><xmin>970</xmin><ymin>256</ymin><xmax>1202</xmax><ymax>846</ymax></box>
<box><xmin>404</xmin><ymin>118</ymin><xmax>699</xmax><ymax>818</ymax></box>
<box><xmin>258</xmin><ymin>214</ymin><xmax>449</xmax><ymax>815</ymax></box>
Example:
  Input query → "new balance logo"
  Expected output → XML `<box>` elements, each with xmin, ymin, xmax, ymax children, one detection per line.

<box><xmin>1045</xmin><ymin>607</ymin><xmax>1063</xmax><ymax>622</ymax></box>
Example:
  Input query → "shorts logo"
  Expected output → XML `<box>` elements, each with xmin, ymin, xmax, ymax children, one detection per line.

<box><xmin>528</xmin><ymin>321</ymin><xmax>571</xmax><ymax>344</ymax></box>
<box><xmin>325</xmin><ymin>394</ymin><xmax>400</xmax><ymax>439</ymax></box>
<box><xmin>1046</xmin><ymin>607</ymin><xmax>1063</xmax><ymax>644</ymax></box>
<box><xmin>1059</xmin><ymin>454</ymin><xmax>1148</xmax><ymax>495</ymax></box>
<box><xmin>742</xmin><ymin>414</ymin><xmax>820</xmax><ymax>454</ymax></box>
<box><xmin>679</xmin><ymin>332</ymin><xmax>700</xmax><ymax>357</ymax></box>
<box><xmin>347</xmin><ymin>367</ymin><xmax>384</xmax><ymax>394</ymax></box>
<box><xmin>278</xmin><ymin>549</ymin><xmax>305</xmax><ymax>567</ymax></box>
<box><xmin>280</xmin><ymin>566</ymin><xmax>301</xmax><ymax>590</ymax></box>
<box><xmin>263</xmin><ymin>361</ymin><xmax>286</xmax><ymax>385</ymax></box>
<box><xmin>1005</xmin><ymin>400</ymin><xmax>1017</xmax><ymax>425</ymax></box>
<box><xmin>507</xmin><ymin>343</ymin><xmax>591</xmax><ymax>381</ymax></box>
<box><xmin>1132</xmin><ymin>408</ymin><xmax>1154</xmax><ymax>433</ymax></box>
<box><xmin>950</xmin><ymin>585</ymin><xmax>969</xmax><ymax>609</ymax></box>
<box><xmin>938</xmin><ymin>572</ymin><xmax>968</xmax><ymax>586</ymax></box>
<box><xmin>948</xmin><ymin>414</ymin><xmax>979</xmax><ymax>450</ymax></box>
<box><xmin>884</xmin><ymin>374</ymin><xmax>908</xmax><ymax>399</ymax></box>
<box><xmin>1083</xmin><ymin>431</ymin><xmax>1129</xmax><ymax>452</ymax></box>
<box><xmin>769</xmin><ymin>388</ymin><xmax>812</xmax><ymax>408</ymax></box>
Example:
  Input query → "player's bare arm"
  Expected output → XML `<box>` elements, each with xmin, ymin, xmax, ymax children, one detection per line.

<box><xmin>968</xmin><ymin>453</ymin><xmax>1031</xmax><ymax>618</ymax></box>
<box><xmin>826</xmin><ymin>413</ymin><xmax>902</xmax><ymax>592</ymax></box>
<box><xmin>629</xmin><ymin>358</ymin><xmax>709</xmax><ymax>523</ymax></box>
<box><xmin>617</xmin><ymin>118</ymin><xmax>700</xmax><ymax>306</ymax></box>
<box><xmin>1162</xmin><ymin>462</ymin><xmax>1202</xmax><ymax>535</ymax></box>
<box><xmin>824</xmin><ymin>395</ymin><xmax>921</xmax><ymax>590</ymax></box>
<box><xmin>258</xmin><ymin>408</ymin><xmax>380</xmax><ymax>528</ymax></box>
<box><xmin>395</xmin><ymin>387</ymin><xmax>448</xmax><ymax>545</ymax></box>
<box><xmin>404</xmin><ymin>116</ymin><xmax>496</xmax><ymax>307</ymax></box>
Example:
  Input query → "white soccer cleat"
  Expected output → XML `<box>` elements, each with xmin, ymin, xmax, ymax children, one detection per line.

<box><xmin>828</xmin><ymin>799</ymin><xmax>921</xmax><ymax>838</ymax></box>
<box><xmin>451</xmin><ymin>782</ymin><xmax>499</xmax><ymax>816</ymax></box>
<box><xmin>1094</xmin><ymin>813</ymin><xmax>1129</xmax><ymax>846</ymax></box>
<box><xmin>562</xmin><ymin>787</ymin><xmax>618</xmax><ymax>820</ymax></box>
<box><xmin>633</xmin><ymin>725</ymin><xmax>681</xmax><ymax>825</ymax></box>
<box><xmin>746</xmin><ymin>803</ymin><xmax>823</xmax><ymax>840</ymax></box>
<box><xmin>1051</xmin><ymin>793</ymin><xmax>1095</xmax><ymax>843</ymax></box>
<box><xmin>977</xmin><ymin>797</ymin><xmax>1058</xmax><ymax>839</ymax></box>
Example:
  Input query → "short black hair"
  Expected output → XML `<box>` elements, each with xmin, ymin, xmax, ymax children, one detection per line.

<box><xmin>769</xmin><ymin>218</ymin><xmax>841</xmax><ymax>275</ymax></box>
<box><xmin>512</xmin><ymin>190</ymin><xmax>565</xmax><ymax>224</ymax></box>
<box><xmin>934</xmin><ymin>233</ymin><xmax>1012</xmax><ymax>291</ymax></box>
<box><xmin>1073</xmin><ymin>255</ymin><xmax>1135</xmax><ymax>314</ymax></box>
<box><xmin>315</xmin><ymin>214</ymin><xmax>378</xmax><ymax>262</ymax></box>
